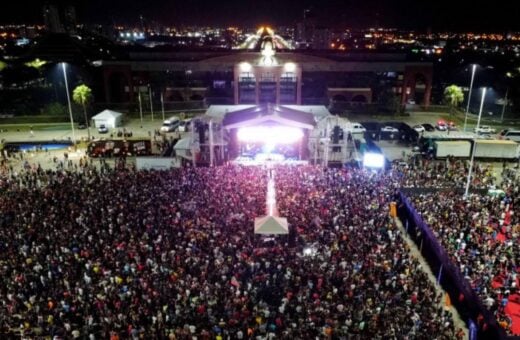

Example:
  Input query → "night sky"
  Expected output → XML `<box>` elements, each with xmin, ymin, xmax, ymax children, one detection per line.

<box><xmin>2</xmin><ymin>0</ymin><xmax>520</xmax><ymax>31</ymax></box>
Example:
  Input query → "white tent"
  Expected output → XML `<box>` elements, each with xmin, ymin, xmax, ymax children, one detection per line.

<box><xmin>174</xmin><ymin>138</ymin><xmax>199</xmax><ymax>160</ymax></box>
<box><xmin>254</xmin><ymin>215</ymin><xmax>289</xmax><ymax>235</ymax></box>
<box><xmin>91</xmin><ymin>109</ymin><xmax>123</xmax><ymax>128</ymax></box>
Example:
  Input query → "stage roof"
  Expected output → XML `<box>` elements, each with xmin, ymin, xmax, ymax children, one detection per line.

<box><xmin>222</xmin><ymin>104</ymin><xmax>318</xmax><ymax>130</ymax></box>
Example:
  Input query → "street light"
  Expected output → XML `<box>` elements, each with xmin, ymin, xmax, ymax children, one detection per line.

<box><xmin>464</xmin><ymin>64</ymin><xmax>477</xmax><ymax>132</ymax></box>
<box><xmin>464</xmin><ymin>87</ymin><xmax>487</xmax><ymax>198</ymax></box>
<box><xmin>61</xmin><ymin>63</ymin><xmax>76</xmax><ymax>144</ymax></box>
<box><xmin>160</xmin><ymin>91</ymin><xmax>165</xmax><ymax>121</ymax></box>
<box><xmin>148</xmin><ymin>84</ymin><xmax>154</xmax><ymax>121</ymax></box>
<box><xmin>138</xmin><ymin>91</ymin><xmax>143</xmax><ymax>127</ymax></box>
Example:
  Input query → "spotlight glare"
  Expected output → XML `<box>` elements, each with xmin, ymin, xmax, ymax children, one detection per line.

<box><xmin>239</xmin><ymin>62</ymin><xmax>252</xmax><ymax>72</ymax></box>
<box><xmin>363</xmin><ymin>153</ymin><xmax>385</xmax><ymax>168</ymax></box>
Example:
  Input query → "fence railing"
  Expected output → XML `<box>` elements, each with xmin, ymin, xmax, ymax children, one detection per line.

<box><xmin>396</xmin><ymin>192</ymin><xmax>507</xmax><ymax>340</ymax></box>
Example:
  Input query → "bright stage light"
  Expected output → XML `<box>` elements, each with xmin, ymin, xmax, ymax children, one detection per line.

<box><xmin>363</xmin><ymin>153</ymin><xmax>385</xmax><ymax>168</ymax></box>
<box><xmin>284</xmin><ymin>62</ymin><xmax>296</xmax><ymax>72</ymax></box>
<box><xmin>237</xmin><ymin>126</ymin><xmax>303</xmax><ymax>144</ymax></box>
<box><xmin>239</xmin><ymin>62</ymin><xmax>252</xmax><ymax>72</ymax></box>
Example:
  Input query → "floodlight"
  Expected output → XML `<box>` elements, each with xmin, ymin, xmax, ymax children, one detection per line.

<box><xmin>363</xmin><ymin>153</ymin><xmax>385</xmax><ymax>168</ymax></box>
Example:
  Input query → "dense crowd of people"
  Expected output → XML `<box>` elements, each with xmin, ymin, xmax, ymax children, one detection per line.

<box><xmin>401</xmin><ymin>161</ymin><xmax>519</xmax><ymax>336</ymax></box>
<box><xmin>393</xmin><ymin>157</ymin><xmax>496</xmax><ymax>189</ymax></box>
<box><xmin>0</xmin><ymin>164</ymin><xmax>462</xmax><ymax>339</ymax></box>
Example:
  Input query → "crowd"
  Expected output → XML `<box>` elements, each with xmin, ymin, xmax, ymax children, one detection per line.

<box><xmin>393</xmin><ymin>157</ymin><xmax>495</xmax><ymax>189</ymax></box>
<box><xmin>401</xmin><ymin>162</ymin><xmax>519</xmax><ymax>336</ymax></box>
<box><xmin>0</xmin><ymin>164</ymin><xmax>462</xmax><ymax>339</ymax></box>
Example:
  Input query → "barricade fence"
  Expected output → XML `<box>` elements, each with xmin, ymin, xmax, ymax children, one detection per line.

<box><xmin>396</xmin><ymin>191</ymin><xmax>507</xmax><ymax>340</ymax></box>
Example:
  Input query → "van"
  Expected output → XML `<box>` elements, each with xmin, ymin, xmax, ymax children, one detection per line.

<box><xmin>160</xmin><ymin>117</ymin><xmax>180</xmax><ymax>132</ymax></box>
<box><xmin>503</xmin><ymin>130</ymin><xmax>520</xmax><ymax>142</ymax></box>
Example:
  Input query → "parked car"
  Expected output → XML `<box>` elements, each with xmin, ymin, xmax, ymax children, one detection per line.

<box><xmin>413</xmin><ymin>125</ymin><xmax>425</xmax><ymax>133</ymax></box>
<box><xmin>178</xmin><ymin>118</ymin><xmax>192</xmax><ymax>133</ymax></box>
<box><xmin>447</xmin><ymin>122</ymin><xmax>457</xmax><ymax>131</ymax></box>
<box><xmin>421</xmin><ymin>123</ymin><xmax>435</xmax><ymax>132</ymax></box>
<box><xmin>436</xmin><ymin>120</ymin><xmax>447</xmax><ymax>131</ymax></box>
<box><xmin>98</xmin><ymin>124</ymin><xmax>109</xmax><ymax>134</ymax></box>
<box><xmin>78</xmin><ymin>123</ymin><xmax>87</xmax><ymax>130</ymax></box>
<box><xmin>345</xmin><ymin>122</ymin><xmax>367</xmax><ymax>134</ymax></box>
<box><xmin>474</xmin><ymin>125</ymin><xmax>496</xmax><ymax>134</ymax></box>
<box><xmin>380</xmin><ymin>126</ymin><xmax>399</xmax><ymax>133</ymax></box>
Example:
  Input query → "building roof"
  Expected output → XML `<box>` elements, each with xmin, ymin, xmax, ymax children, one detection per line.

<box><xmin>222</xmin><ymin>104</ymin><xmax>318</xmax><ymax>130</ymax></box>
<box><xmin>205</xmin><ymin>105</ymin><xmax>256</xmax><ymax>119</ymax></box>
<box><xmin>92</xmin><ymin>109</ymin><xmax>123</xmax><ymax>120</ymax></box>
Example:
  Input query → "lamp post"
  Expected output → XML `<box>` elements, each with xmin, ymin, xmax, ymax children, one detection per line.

<box><xmin>160</xmin><ymin>91</ymin><xmax>165</xmax><ymax>121</ymax></box>
<box><xmin>464</xmin><ymin>64</ymin><xmax>477</xmax><ymax>132</ymax></box>
<box><xmin>148</xmin><ymin>84</ymin><xmax>154</xmax><ymax>121</ymax></box>
<box><xmin>464</xmin><ymin>87</ymin><xmax>486</xmax><ymax>198</ymax></box>
<box><xmin>62</xmin><ymin>63</ymin><xmax>76</xmax><ymax>144</ymax></box>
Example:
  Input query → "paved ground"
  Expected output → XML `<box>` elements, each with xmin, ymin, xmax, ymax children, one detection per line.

<box><xmin>0</xmin><ymin>118</ymin><xmax>166</xmax><ymax>143</ymax></box>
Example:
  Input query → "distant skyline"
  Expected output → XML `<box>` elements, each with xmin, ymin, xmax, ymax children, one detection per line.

<box><xmin>2</xmin><ymin>0</ymin><xmax>520</xmax><ymax>32</ymax></box>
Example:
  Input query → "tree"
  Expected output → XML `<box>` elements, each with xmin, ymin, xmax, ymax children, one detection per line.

<box><xmin>73</xmin><ymin>84</ymin><xmax>93</xmax><ymax>140</ymax></box>
<box><xmin>378</xmin><ymin>88</ymin><xmax>401</xmax><ymax>115</ymax></box>
<box><xmin>444</xmin><ymin>85</ymin><xmax>464</xmax><ymax>116</ymax></box>
<box><xmin>43</xmin><ymin>102</ymin><xmax>67</xmax><ymax>116</ymax></box>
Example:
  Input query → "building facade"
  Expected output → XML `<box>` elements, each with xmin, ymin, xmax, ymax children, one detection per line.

<box><xmin>99</xmin><ymin>45</ymin><xmax>433</xmax><ymax>110</ymax></box>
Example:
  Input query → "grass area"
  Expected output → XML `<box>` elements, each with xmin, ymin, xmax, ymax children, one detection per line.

<box><xmin>0</xmin><ymin>116</ymin><xmax>69</xmax><ymax>125</ymax></box>
<box><xmin>0</xmin><ymin>123</ymin><xmax>71</xmax><ymax>132</ymax></box>
<box><xmin>444</xmin><ymin>109</ymin><xmax>520</xmax><ymax>130</ymax></box>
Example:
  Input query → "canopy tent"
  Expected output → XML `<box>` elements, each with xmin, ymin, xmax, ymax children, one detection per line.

<box><xmin>254</xmin><ymin>215</ymin><xmax>289</xmax><ymax>235</ymax></box>
<box><xmin>91</xmin><ymin>109</ymin><xmax>123</xmax><ymax>128</ymax></box>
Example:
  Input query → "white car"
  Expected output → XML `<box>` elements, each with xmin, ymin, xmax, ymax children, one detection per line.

<box><xmin>352</xmin><ymin>123</ymin><xmax>367</xmax><ymax>133</ymax></box>
<box><xmin>380</xmin><ymin>126</ymin><xmax>399</xmax><ymax>133</ymax></box>
<box><xmin>413</xmin><ymin>125</ymin><xmax>425</xmax><ymax>133</ymax></box>
<box><xmin>177</xmin><ymin>119</ymin><xmax>192</xmax><ymax>132</ymax></box>
<box><xmin>97</xmin><ymin>124</ymin><xmax>109</xmax><ymax>134</ymax></box>
<box><xmin>474</xmin><ymin>125</ymin><xmax>496</xmax><ymax>134</ymax></box>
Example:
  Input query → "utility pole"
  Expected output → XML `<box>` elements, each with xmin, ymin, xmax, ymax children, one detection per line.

<box><xmin>464</xmin><ymin>64</ymin><xmax>477</xmax><ymax>132</ymax></box>
<box><xmin>464</xmin><ymin>88</ymin><xmax>486</xmax><ymax>198</ymax></box>
<box><xmin>138</xmin><ymin>91</ymin><xmax>143</xmax><ymax>126</ymax></box>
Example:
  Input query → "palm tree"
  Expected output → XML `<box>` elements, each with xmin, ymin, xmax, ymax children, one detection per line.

<box><xmin>444</xmin><ymin>85</ymin><xmax>464</xmax><ymax>116</ymax></box>
<box><xmin>73</xmin><ymin>84</ymin><xmax>93</xmax><ymax>140</ymax></box>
